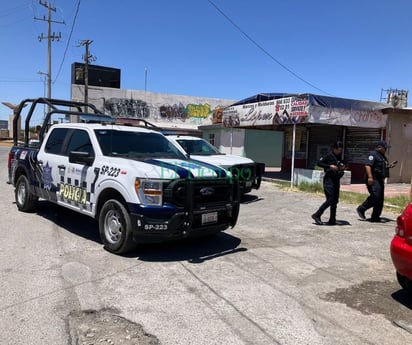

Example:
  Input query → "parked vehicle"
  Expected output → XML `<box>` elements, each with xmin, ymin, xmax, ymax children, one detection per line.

<box><xmin>390</xmin><ymin>202</ymin><xmax>412</xmax><ymax>292</ymax></box>
<box><xmin>166</xmin><ymin>135</ymin><xmax>265</xmax><ymax>195</ymax></box>
<box><xmin>8</xmin><ymin>98</ymin><xmax>240</xmax><ymax>254</ymax></box>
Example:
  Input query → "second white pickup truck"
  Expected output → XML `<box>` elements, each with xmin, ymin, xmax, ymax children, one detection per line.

<box><xmin>166</xmin><ymin>135</ymin><xmax>265</xmax><ymax>195</ymax></box>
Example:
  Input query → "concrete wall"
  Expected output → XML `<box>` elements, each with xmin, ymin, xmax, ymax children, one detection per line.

<box><xmin>72</xmin><ymin>85</ymin><xmax>234</xmax><ymax>130</ymax></box>
<box><xmin>386</xmin><ymin>111</ymin><xmax>412</xmax><ymax>183</ymax></box>
<box><xmin>0</xmin><ymin>129</ymin><xmax>9</xmax><ymax>138</ymax></box>
<box><xmin>218</xmin><ymin>128</ymin><xmax>245</xmax><ymax>156</ymax></box>
<box><xmin>201</xmin><ymin>127</ymin><xmax>246</xmax><ymax>156</ymax></box>
<box><xmin>293</xmin><ymin>168</ymin><xmax>351</xmax><ymax>186</ymax></box>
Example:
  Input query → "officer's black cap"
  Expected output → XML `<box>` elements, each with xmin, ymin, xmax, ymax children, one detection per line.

<box><xmin>376</xmin><ymin>140</ymin><xmax>389</xmax><ymax>149</ymax></box>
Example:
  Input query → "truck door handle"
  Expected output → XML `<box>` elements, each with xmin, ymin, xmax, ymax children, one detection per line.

<box><xmin>58</xmin><ymin>165</ymin><xmax>66</xmax><ymax>170</ymax></box>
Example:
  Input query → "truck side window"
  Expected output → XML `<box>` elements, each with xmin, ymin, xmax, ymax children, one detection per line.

<box><xmin>44</xmin><ymin>128</ymin><xmax>69</xmax><ymax>155</ymax></box>
<box><xmin>66</xmin><ymin>129</ymin><xmax>94</xmax><ymax>156</ymax></box>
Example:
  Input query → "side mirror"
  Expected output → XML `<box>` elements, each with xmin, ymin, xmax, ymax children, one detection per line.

<box><xmin>69</xmin><ymin>151</ymin><xmax>94</xmax><ymax>166</ymax></box>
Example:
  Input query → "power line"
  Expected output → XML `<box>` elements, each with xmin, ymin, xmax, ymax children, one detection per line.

<box><xmin>0</xmin><ymin>2</ymin><xmax>31</xmax><ymax>18</ymax></box>
<box><xmin>0</xmin><ymin>79</ymin><xmax>39</xmax><ymax>83</ymax></box>
<box><xmin>0</xmin><ymin>1</ymin><xmax>33</xmax><ymax>27</ymax></box>
<box><xmin>207</xmin><ymin>0</ymin><xmax>332</xmax><ymax>96</ymax></box>
<box><xmin>54</xmin><ymin>0</ymin><xmax>81</xmax><ymax>83</ymax></box>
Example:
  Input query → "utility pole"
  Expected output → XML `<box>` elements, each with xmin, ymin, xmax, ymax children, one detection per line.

<box><xmin>79</xmin><ymin>40</ymin><xmax>96</xmax><ymax>112</ymax></box>
<box><xmin>35</xmin><ymin>0</ymin><xmax>64</xmax><ymax>102</ymax></box>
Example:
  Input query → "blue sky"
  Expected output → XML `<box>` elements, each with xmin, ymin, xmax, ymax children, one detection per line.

<box><xmin>0</xmin><ymin>0</ymin><xmax>411</xmax><ymax>120</ymax></box>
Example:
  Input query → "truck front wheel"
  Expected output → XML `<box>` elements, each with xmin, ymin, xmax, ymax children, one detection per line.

<box><xmin>15</xmin><ymin>175</ymin><xmax>38</xmax><ymax>212</ymax></box>
<box><xmin>99</xmin><ymin>199</ymin><xmax>136</xmax><ymax>254</ymax></box>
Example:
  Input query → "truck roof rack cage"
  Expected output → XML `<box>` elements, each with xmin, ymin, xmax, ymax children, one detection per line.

<box><xmin>13</xmin><ymin>97</ymin><xmax>110</xmax><ymax>146</ymax></box>
<box><xmin>114</xmin><ymin>117</ymin><xmax>160</xmax><ymax>129</ymax></box>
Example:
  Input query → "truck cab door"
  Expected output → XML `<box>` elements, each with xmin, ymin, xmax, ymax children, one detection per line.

<box><xmin>36</xmin><ymin>127</ymin><xmax>69</xmax><ymax>203</ymax></box>
<box><xmin>61</xmin><ymin>129</ymin><xmax>97</xmax><ymax>216</ymax></box>
<box><xmin>38</xmin><ymin>128</ymin><xmax>97</xmax><ymax>215</ymax></box>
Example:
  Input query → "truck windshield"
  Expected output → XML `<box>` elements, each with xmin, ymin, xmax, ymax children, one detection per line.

<box><xmin>177</xmin><ymin>138</ymin><xmax>222</xmax><ymax>155</ymax></box>
<box><xmin>95</xmin><ymin>129</ymin><xmax>187</xmax><ymax>159</ymax></box>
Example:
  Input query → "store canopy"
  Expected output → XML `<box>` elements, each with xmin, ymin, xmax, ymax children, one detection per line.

<box><xmin>223</xmin><ymin>93</ymin><xmax>393</xmax><ymax>129</ymax></box>
<box><xmin>229</xmin><ymin>93</ymin><xmax>295</xmax><ymax>106</ymax></box>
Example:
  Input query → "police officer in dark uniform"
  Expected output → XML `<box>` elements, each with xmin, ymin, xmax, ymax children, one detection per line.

<box><xmin>356</xmin><ymin>140</ymin><xmax>396</xmax><ymax>222</ymax></box>
<box><xmin>312</xmin><ymin>141</ymin><xmax>346</xmax><ymax>225</ymax></box>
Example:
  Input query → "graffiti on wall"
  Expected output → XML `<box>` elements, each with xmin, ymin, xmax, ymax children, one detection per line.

<box><xmin>159</xmin><ymin>103</ymin><xmax>187</xmax><ymax>121</ymax></box>
<box><xmin>212</xmin><ymin>106</ymin><xmax>225</xmax><ymax>124</ymax></box>
<box><xmin>103</xmin><ymin>97</ymin><xmax>226</xmax><ymax>126</ymax></box>
<box><xmin>104</xmin><ymin>98</ymin><xmax>150</xmax><ymax>118</ymax></box>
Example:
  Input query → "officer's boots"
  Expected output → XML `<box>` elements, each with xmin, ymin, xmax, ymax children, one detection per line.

<box><xmin>328</xmin><ymin>206</ymin><xmax>337</xmax><ymax>225</ymax></box>
<box><xmin>311</xmin><ymin>212</ymin><xmax>322</xmax><ymax>225</ymax></box>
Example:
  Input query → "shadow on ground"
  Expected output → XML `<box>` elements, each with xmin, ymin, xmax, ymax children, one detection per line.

<box><xmin>133</xmin><ymin>232</ymin><xmax>246</xmax><ymax>263</ymax></box>
<box><xmin>35</xmin><ymin>201</ymin><xmax>101</xmax><ymax>244</ymax></box>
<box><xmin>31</xmin><ymin>201</ymin><xmax>245</xmax><ymax>263</ymax></box>
<box><xmin>241</xmin><ymin>193</ymin><xmax>264</xmax><ymax>204</ymax></box>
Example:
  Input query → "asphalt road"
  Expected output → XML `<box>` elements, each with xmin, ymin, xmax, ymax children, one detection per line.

<box><xmin>1</xmin><ymin>145</ymin><xmax>412</xmax><ymax>345</ymax></box>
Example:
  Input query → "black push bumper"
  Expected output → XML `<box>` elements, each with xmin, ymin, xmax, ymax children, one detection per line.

<box><xmin>129</xmin><ymin>177</ymin><xmax>240</xmax><ymax>243</ymax></box>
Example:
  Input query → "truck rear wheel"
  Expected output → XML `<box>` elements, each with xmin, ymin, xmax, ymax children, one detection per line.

<box><xmin>15</xmin><ymin>175</ymin><xmax>38</xmax><ymax>212</ymax></box>
<box><xmin>99</xmin><ymin>199</ymin><xmax>136</xmax><ymax>254</ymax></box>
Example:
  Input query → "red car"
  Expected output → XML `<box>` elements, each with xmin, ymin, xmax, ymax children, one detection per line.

<box><xmin>390</xmin><ymin>202</ymin><xmax>412</xmax><ymax>292</ymax></box>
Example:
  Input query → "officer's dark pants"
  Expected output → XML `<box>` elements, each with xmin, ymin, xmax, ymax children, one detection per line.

<box><xmin>314</xmin><ymin>177</ymin><xmax>340</xmax><ymax>222</ymax></box>
<box><xmin>358</xmin><ymin>178</ymin><xmax>385</xmax><ymax>220</ymax></box>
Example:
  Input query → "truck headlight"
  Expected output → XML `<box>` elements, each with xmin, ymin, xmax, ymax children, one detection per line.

<box><xmin>135</xmin><ymin>179</ymin><xmax>163</xmax><ymax>206</ymax></box>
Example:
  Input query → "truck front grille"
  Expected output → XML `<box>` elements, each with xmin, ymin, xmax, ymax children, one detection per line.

<box><xmin>164</xmin><ymin>178</ymin><xmax>233</xmax><ymax>208</ymax></box>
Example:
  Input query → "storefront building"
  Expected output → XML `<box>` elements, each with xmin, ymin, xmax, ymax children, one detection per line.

<box><xmin>220</xmin><ymin>93</ymin><xmax>406</xmax><ymax>183</ymax></box>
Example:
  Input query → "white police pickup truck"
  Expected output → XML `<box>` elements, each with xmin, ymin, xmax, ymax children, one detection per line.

<box><xmin>166</xmin><ymin>135</ymin><xmax>265</xmax><ymax>195</ymax></box>
<box><xmin>8</xmin><ymin>98</ymin><xmax>240</xmax><ymax>254</ymax></box>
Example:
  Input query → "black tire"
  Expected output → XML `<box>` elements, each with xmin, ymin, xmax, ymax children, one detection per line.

<box><xmin>98</xmin><ymin>199</ymin><xmax>136</xmax><ymax>254</ymax></box>
<box><xmin>15</xmin><ymin>175</ymin><xmax>38</xmax><ymax>212</ymax></box>
<box><xmin>396</xmin><ymin>271</ymin><xmax>412</xmax><ymax>293</ymax></box>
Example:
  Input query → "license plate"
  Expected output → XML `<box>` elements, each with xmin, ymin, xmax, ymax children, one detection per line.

<box><xmin>201</xmin><ymin>212</ymin><xmax>218</xmax><ymax>225</ymax></box>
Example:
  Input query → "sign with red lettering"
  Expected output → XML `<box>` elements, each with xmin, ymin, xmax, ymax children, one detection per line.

<box><xmin>222</xmin><ymin>96</ymin><xmax>309</xmax><ymax>127</ymax></box>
